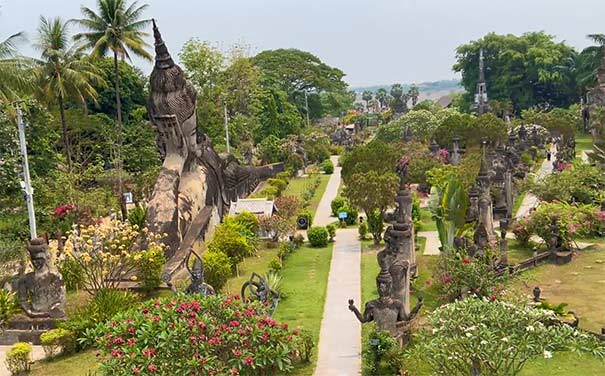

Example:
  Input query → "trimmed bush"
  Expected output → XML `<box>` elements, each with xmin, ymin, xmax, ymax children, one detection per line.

<box><xmin>90</xmin><ymin>295</ymin><xmax>303</xmax><ymax>375</ymax></box>
<box><xmin>326</xmin><ymin>224</ymin><xmax>336</xmax><ymax>241</ymax></box>
<box><xmin>358</xmin><ymin>222</ymin><xmax>369</xmax><ymax>240</ymax></box>
<box><xmin>307</xmin><ymin>226</ymin><xmax>329</xmax><ymax>247</ymax></box>
<box><xmin>269</xmin><ymin>257</ymin><xmax>283</xmax><ymax>273</ymax></box>
<box><xmin>5</xmin><ymin>342</ymin><xmax>31</xmax><ymax>375</ymax></box>
<box><xmin>259</xmin><ymin>186</ymin><xmax>279</xmax><ymax>200</ymax></box>
<box><xmin>268</xmin><ymin>178</ymin><xmax>288</xmax><ymax>196</ymax></box>
<box><xmin>201</xmin><ymin>251</ymin><xmax>232</xmax><ymax>291</ymax></box>
<box><xmin>40</xmin><ymin>328</ymin><xmax>76</xmax><ymax>358</ymax></box>
<box><xmin>321</xmin><ymin>159</ymin><xmax>334</xmax><ymax>174</ymax></box>
<box><xmin>331</xmin><ymin>197</ymin><xmax>347</xmax><ymax>217</ymax></box>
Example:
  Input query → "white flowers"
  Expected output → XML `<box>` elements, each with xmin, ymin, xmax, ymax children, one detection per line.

<box><xmin>543</xmin><ymin>350</ymin><xmax>552</xmax><ymax>359</ymax></box>
<box><xmin>525</xmin><ymin>325</ymin><xmax>535</xmax><ymax>332</ymax></box>
<box><xmin>466</xmin><ymin>332</ymin><xmax>473</xmax><ymax>338</ymax></box>
<box><xmin>480</xmin><ymin>340</ymin><xmax>488</xmax><ymax>345</ymax></box>
<box><xmin>501</xmin><ymin>337</ymin><xmax>509</xmax><ymax>342</ymax></box>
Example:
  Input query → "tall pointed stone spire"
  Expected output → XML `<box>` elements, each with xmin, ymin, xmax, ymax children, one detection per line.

<box><xmin>152</xmin><ymin>19</ymin><xmax>174</xmax><ymax>69</ymax></box>
<box><xmin>473</xmin><ymin>49</ymin><xmax>490</xmax><ymax>115</ymax></box>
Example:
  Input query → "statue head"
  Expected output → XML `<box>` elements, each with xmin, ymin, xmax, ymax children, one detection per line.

<box><xmin>27</xmin><ymin>238</ymin><xmax>50</xmax><ymax>272</ymax></box>
<box><xmin>376</xmin><ymin>270</ymin><xmax>393</xmax><ymax>298</ymax></box>
<box><xmin>191</xmin><ymin>257</ymin><xmax>203</xmax><ymax>282</ymax></box>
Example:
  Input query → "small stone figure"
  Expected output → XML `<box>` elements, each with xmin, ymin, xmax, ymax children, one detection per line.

<box><xmin>532</xmin><ymin>286</ymin><xmax>543</xmax><ymax>303</ymax></box>
<box><xmin>348</xmin><ymin>270</ymin><xmax>422</xmax><ymax>340</ymax></box>
<box><xmin>241</xmin><ymin>272</ymin><xmax>279</xmax><ymax>315</ymax></box>
<box><xmin>17</xmin><ymin>238</ymin><xmax>65</xmax><ymax>318</ymax></box>
<box><xmin>183</xmin><ymin>251</ymin><xmax>215</xmax><ymax>296</ymax></box>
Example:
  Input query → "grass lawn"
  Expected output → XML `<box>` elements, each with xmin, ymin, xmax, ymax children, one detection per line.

<box><xmin>507</xmin><ymin>238</ymin><xmax>537</xmax><ymax>264</ymax></box>
<box><xmin>30</xmin><ymin>350</ymin><xmax>98</xmax><ymax>376</ymax></box>
<box><xmin>273</xmin><ymin>243</ymin><xmax>334</xmax><ymax>376</ymax></box>
<box><xmin>418</xmin><ymin>208</ymin><xmax>436</xmax><ymax>232</ymax></box>
<box><xmin>520</xmin><ymin>352</ymin><xmax>605</xmax><ymax>375</ymax></box>
<box><xmin>512</xmin><ymin>242</ymin><xmax>605</xmax><ymax>333</ymax></box>
<box><xmin>223</xmin><ymin>245</ymin><xmax>279</xmax><ymax>294</ymax></box>
<box><xmin>283</xmin><ymin>173</ymin><xmax>331</xmax><ymax>215</ymax></box>
<box><xmin>575</xmin><ymin>134</ymin><xmax>593</xmax><ymax>156</ymax></box>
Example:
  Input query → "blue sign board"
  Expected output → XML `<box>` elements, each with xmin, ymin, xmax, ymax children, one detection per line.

<box><xmin>338</xmin><ymin>212</ymin><xmax>348</xmax><ymax>219</ymax></box>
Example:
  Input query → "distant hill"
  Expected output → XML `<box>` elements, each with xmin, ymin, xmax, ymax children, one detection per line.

<box><xmin>352</xmin><ymin>79</ymin><xmax>463</xmax><ymax>97</ymax></box>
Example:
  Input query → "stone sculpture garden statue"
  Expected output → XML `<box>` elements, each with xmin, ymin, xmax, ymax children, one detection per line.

<box><xmin>348</xmin><ymin>270</ymin><xmax>422</xmax><ymax>343</ymax></box>
<box><xmin>17</xmin><ymin>238</ymin><xmax>65</xmax><ymax>318</ymax></box>
<box><xmin>241</xmin><ymin>272</ymin><xmax>280</xmax><ymax>315</ymax></box>
<box><xmin>145</xmin><ymin>20</ymin><xmax>279</xmax><ymax>280</ymax></box>
<box><xmin>184</xmin><ymin>251</ymin><xmax>215</xmax><ymax>296</ymax></box>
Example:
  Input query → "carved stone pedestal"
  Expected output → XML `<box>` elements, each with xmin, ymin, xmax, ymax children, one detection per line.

<box><xmin>0</xmin><ymin>315</ymin><xmax>65</xmax><ymax>345</ymax></box>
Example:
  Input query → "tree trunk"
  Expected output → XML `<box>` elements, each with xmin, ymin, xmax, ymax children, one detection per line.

<box><xmin>58</xmin><ymin>94</ymin><xmax>72</xmax><ymax>172</ymax></box>
<box><xmin>114</xmin><ymin>52</ymin><xmax>127</xmax><ymax>220</ymax></box>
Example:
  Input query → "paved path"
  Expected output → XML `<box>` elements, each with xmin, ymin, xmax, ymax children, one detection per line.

<box><xmin>515</xmin><ymin>146</ymin><xmax>556</xmax><ymax>219</ymax></box>
<box><xmin>314</xmin><ymin>229</ymin><xmax>361</xmax><ymax>376</ymax></box>
<box><xmin>0</xmin><ymin>345</ymin><xmax>45</xmax><ymax>376</ymax></box>
<box><xmin>314</xmin><ymin>156</ymin><xmax>341</xmax><ymax>227</ymax></box>
<box><xmin>313</xmin><ymin>155</ymin><xmax>362</xmax><ymax>375</ymax></box>
<box><xmin>418</xmin><ymin>231</ymin><xmax>441</xmax><ymax>255</ymax></box>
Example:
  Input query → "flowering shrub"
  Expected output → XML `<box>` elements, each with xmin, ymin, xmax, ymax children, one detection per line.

<box><xmin>91</xmin><ymin>294</ymin><xmax>303</xmax><ymax>375</ymax></box>
<box><xmin>5</xmin><ymin>342</ymin><xmax>31</xmax><ymax>375</ymax></box>
<box><xmin>512</xmin><ymin>202</ymin><xmax>605</xmax><ymax>247</ymax></box>
<box><xmin>59</xmin><ymin>220</ymin><xmax>166</xmax><ymax>295</ymax></box>
<box><xmin>437</xmin><ymin>248</ymin><xmax>505</xmax><ymax>302</ymax></box>
<box><xmin>405</xmin><ymin>298</ymin><xmax>605</xmax><ymax>376</ymax></box>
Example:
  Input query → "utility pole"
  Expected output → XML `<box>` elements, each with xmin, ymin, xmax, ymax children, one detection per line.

<box><xmin>223</xmin><ymin>101</ymin><xmax>231</xmax><ymax>153</ymax></box>
<box><xmin>15</xmin><ymin>103</ymin><xmax>37</xmax><ymax>239</ymax></box>
<box><xmin>304</xmin><ymin>90</ymin><xmax>310</xmax><ymax>127</ymax></box>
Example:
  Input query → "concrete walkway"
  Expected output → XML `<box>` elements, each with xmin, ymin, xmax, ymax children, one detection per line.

<box><xmin>313</xmin><ymin>155</ymin><xmax>362</xmax><ymax>375</ymax></box>
<box><xmin>418</xmin><ymin>231</ymin><xmax>441</xmax><ymax>255</ymax></box>
<box><xmin>314</xmin><ymin>229</ymin><xmax>361</xmax><ymax>376</ymax></box>
<box><xmin>515</xmin><ymin>146</ymin><xmax>555</xmax><ymax>219</ymax></box>
<box><xmin>314</xmin><ymin>156</ymin><xmax>341</xmax><ymax>227</ymax></box>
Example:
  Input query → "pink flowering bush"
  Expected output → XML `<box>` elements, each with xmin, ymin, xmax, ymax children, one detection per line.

<box><xmin>512</xmin><ymin>202</ymin><xmax>605</xmax><ymax>247</ymax></box>
<box><xmin>90</xmin><ymin>294</ymin><xmax>303</xmax><ymax>375</ymax></box>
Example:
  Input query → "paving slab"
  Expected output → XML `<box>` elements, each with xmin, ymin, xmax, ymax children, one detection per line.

<box><xmin>314</xmin><ymin>229</ymin><xmax>361</xmax><ymax>376</ymax></box>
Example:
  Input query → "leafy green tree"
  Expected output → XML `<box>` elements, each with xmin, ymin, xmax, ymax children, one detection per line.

<box><xmin>408</xmin><ymin>84</ymin><xmax>420</xmax><ymax>107</ymax></box>
<box><xmin>428</xmin><ymin>176</ymin><xmax>468</xmax><ymax>251</ymax></box>
<box><xmin>362</xmin><ymin>90</ymin><xmax>373</xmax><ymax>108</ymax></box>
<box><xmin>375</xmin><ymin>88</ymin><xmax>388</xmax><ymax>108</ymax></box>
<box><xmin>389</xmin><ymin>83</ymin><xmax>408</xmax><ymax>114</ymax></box>
<box><xmin>252</xmin><ymin>48</ymin><xmax>348</xmax><ymax>119</ymax></box>
<box><xmin>86</xmin><ymin>57</ymin><xmax>146</xmax><ymax>121</ymax></box>
<box><xmin>73</xmin><ymin>0</ymin><xmax>152</xmax><ymax>218</ymax></box>
<box><xmin>0</xmin><ymin>31</ymin><xmax>31</xmax><ymax>106</ymax></box>
<box><xmin>454</xmin><ymin>32</ymin><xmax>579</xmax><ymax>112</ymax></box>
<box><xmin>343</xmin><ymin>171</ymin><xmax>398</xmax><ymax>243</ymax></box>
<box><xmin>33</xmin><ymin>16</ymin><xmax>105</xmax><ymax>171</ymax></box>
<box><xmin>340</xmin><ymin>140</ymin><xmax>400</xmax><ymax>182</ymax></box>
<box><xmin>257</xmin><ymin>87</ymin><xmax>301</xmax><ymax>140</ymax></box>
<box><xmin>376</xmin><ymin>109</ymin><xmax>439</xmax><ymax>142</ymax></box>
<box><xmin>576</xmin><ymin>34</ymin><xmax>605</xmax><ymax>90</ymax></box>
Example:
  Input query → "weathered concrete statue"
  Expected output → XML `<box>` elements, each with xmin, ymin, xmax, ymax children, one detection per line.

<box><xmin>348</xmin><ymin>270</ymin><xmax>422</xmax><ymax>340</ymax></box>
<box><xmin>184</xmin><ymin>252</ymin><xmax>215</xmax><ymax>296</ymax></box>
<box><xmin>17</xmin><ymin>238</ymin><xmax>65</xmax><ymax>318</ymax></box>
<box><xmin>145</xmin><ymin>20</ymin><xmax>278</xmax><ymax>279</ymax></box>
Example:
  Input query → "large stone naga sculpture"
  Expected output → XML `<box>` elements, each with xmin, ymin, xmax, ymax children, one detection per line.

<box><xmin>146</xmin><ymin>20</ymin><xmax>279</xmax><ymax>278</ymax></box>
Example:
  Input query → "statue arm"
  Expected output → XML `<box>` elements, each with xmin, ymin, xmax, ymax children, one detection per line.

<box><xmin>348</xmin><ymin>299</ymin><xmax>372</xmax><ymax>323</ymax></box>
<box><xmin>406</xmin><ymin>297</ymin><xmax>424</xmax><ymax>321</ymax></box>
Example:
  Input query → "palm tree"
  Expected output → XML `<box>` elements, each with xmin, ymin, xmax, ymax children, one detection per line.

<box><xmin>34</xmin><ymin>16</ymin><xmax>105</xmax><ymax>171</ymax></box>
<box><xmin>375</xmin><ymin>88</ymin><xmax>387</xmax><ymax>109</ymax></box>
<box><xmin>0</xmin><ymin>32</ymin><xmax>31</xmax><ymax>106</ymax></box>
<box><xmin>72</xmin><ymin>0</ymin><xmax>151</xmax><ymax>217</ymax></box>
<box><xmin>408</xmin><ymin>84</ymin><xmax>420</xmax><ymax>107</ymax></box>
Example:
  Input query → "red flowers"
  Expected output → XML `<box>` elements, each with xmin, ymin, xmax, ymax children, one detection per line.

<box><xmin>462</xmin><ymin>258</ymin><xmax>471</xmax><ymax>265</ymax></box>
<box><xmin>148</xmin><ymin>364</ymin><xmax>158</xmax><ymax>373</ymax></box>
<box><xmin>52</xmin><ymin>204</ymin><xmax>75</xmax><ymax>218</ymax></box>
<box><xmin>244</xmin><ymin>356</ymin><xmax>254</xmax><ymax>366</ymax></box>
<box><xmin>142</xmin><ymin>348</ymin><xmax>157</xmax><ymax>358</ymax></box>
<box><xmin>229</xmin><ymin>320</ymin><xmax>240</xmax><ymax>327</ymax></box>
<box><xmin>442</xmin><ymin>276</ymin><xmax>452</xmax><ymax>285</ymax></box>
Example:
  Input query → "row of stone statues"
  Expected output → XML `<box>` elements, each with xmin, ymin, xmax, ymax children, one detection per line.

<box><xmin>348</xmin><ymin>158</ymin><xmax>422</xmax><ymax>344</ymax></box>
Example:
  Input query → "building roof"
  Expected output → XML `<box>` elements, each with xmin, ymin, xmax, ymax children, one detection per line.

<box><xmin>229</xmin><ymin>198</ymin><xmax>276</xmax><ymax>217</ymax></box>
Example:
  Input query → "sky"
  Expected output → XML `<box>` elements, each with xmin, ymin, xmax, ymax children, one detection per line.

<box><xmin>1</xmin><ymin>0</ymin><xmax>605</xmax><ymax>87</ymax></box>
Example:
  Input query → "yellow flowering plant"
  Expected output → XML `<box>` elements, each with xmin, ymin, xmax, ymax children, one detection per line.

<box><xmin>60</xmin><ymin>219</ymin><xmax>166</xmax><ymax>295</ymax></box>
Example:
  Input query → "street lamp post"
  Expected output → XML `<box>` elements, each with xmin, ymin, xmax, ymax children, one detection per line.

<box><xmin>15</xmin><ymin>103</ymin><xmax>37</xmax><ymax>239</ymax></box>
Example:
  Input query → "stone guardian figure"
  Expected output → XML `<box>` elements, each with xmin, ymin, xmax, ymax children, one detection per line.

<box><xmin>17</xmin><ymin>238</ymin><xmax>65</xmax><ymax>318</ymax></box>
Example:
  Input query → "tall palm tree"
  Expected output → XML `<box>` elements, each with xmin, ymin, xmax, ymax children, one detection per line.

<box><xmin>72</xmin><ymin>0</ymin><xmax>151</xmax><ymax>217</ymax></box>
<box><xmin>34</xmin><ymin>16</ymin><xmax>105</xmax><ymax>171</ymax></box>
<box><xmin>0</xmin><ymin>32</ymin><xmax>31</xmax><ymax>106</ymax></box>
